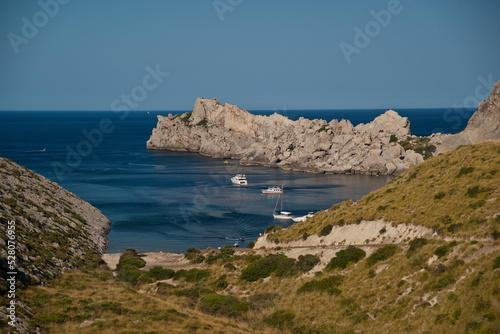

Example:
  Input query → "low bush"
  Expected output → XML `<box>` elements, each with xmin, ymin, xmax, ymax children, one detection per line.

<box><xmin>326</xmin><ymin>246</ymin><xmax>366</xmax><ymax>271</ymax></box>
<box><xmin>434</xmin><ymin>241</ymin><xmax>457</xmax><ymax>258</ymax></box>
<box><xmin>149</xmin><ymin>266</ymin><xmax>175</xmax><ymax>280</ymax></box>
<box><xmin>493</xmin><ymin>256</ymin><xmax>500</xmax><ymax>270</ymax></box>
<box><xmin>265</xmin><ymin>225</ymin><xmax>283</xmax><ymax>233</ymax></box>
<box><xmin>296</xmin><ymin>254</ymin><xmax>320</xmax><ymax>272</ymax></box>
<box><xmin>173</xmin><ymin>268</ymin><xmax>211</xmax><ymax>283</ymax></box>
<box><xmin>366</xmin><ymin>245</ymin><xmax>398</xmax><ymax>267</ymax></box>
<box><xmin>320</xmin><ymin>224</ymin><xmax>333</xmax><ymax>236</ymax></box>
<box><xmin>198</xmin><ymin>294</ymin><xmax>250</xmax><ymax>319</ymax></box>
<box><xmin>456</xmin><ymin>166</ymin><xmax>474</xmax><ymax>177</ymax></box>
<box><xmin>407</xmin><ymin>238</ymin><xmax>427</xmax><ymax>257</ymax></box>
<box><xmin>184</xmin><ymin>247</ymin><xmax>201</xmax><ymax>261</ymax></box>
<box><xmin>246</xmin><ymin>241</ymin><xmax>255</xmax><ymax>249</ymax></box>
<box><xmin>264</xmin><ymin>310</ymin><xmax>296</xmax><ymax>330</ymax></box>
<box><xmin>297</xmin><ymin>275</ymin><xmax>343</xmax><ymax>295</ymax></box>
<box><xmin>240</xmin><ymin>254</ymin><xmax>288</xmax><ymax>281</ymax></box>
<box><xmin>116</xmin><ymin>257</ymin><xmax>146</xmax><ymax>271</ymax></box>
<box><xmin>214</xmin><ymin>277</ymin><xmax>228</xmax><ymax>290</ymax></box>
<box><xmin>241</xmin><ymin>254</ymin><xmax>319</xmax><ymax>281</ymax></box>
<box><xmin>116</xmin><ymin>265</ymin><xmax>143</xmax><ymax>284</ymax></box>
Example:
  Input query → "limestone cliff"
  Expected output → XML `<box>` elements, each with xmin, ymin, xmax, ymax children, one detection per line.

<box><xmin>0</xmin><ymin>157</ymin><xmax>111</xmax><ymax>286</ymax></box>
<box><xmin>432</xmin><ymin>80</ymin><xmax>500</xmax><ymax>153</ymax></box>
<box><xmin>147</xmin><ymin>99</ymin><xmax>424</xmax><ymax>175</ymax></box>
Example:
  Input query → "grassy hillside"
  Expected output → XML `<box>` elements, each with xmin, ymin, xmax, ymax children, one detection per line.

<box><xmin>11</xmin><ymin>143</ymin><xmax>500</xmax><ymax>333</ymax></box>
<box><xmin>273</xmin><ymin>142</ymin><xmax>500</xmax><ymax>243</ymax></box>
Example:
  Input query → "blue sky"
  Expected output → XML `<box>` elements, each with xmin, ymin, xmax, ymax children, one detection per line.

<box><xmin>1</xmin><ymin>0</ymin><xmax>499</xmax><ymax>111</ymax></box>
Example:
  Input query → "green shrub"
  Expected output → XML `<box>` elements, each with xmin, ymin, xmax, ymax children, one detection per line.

<box><xmin>297</xmin><ymin>275</ymin><xmax>343</xmax><ymax>295</ymax></box>
<box><xmin>240</xmin><ymin>254</ymin><xmax>318</xmax><ymax>281</ymax></box>
<box><xmin>185</xmin><ymin>247</ymin><xmax>201</xmax><ymax>260</ymax></box>
<box><xmin>296</xmin><ymin>254</ymin><xmax>320</xmax><ymax>272</ymax></box>
<box><xmin>326</xmin><ymin>246</ymin><xmax>366</xmax><ymax>271</ymax></box>
<box><xmin>434</xmin><ymin>241</ymin><xmax>457</xmax><ymax>258</ymax></box>
<box><xmin>274</xmin><ymin>257</ymin><xmax>299</xmax><ymax>278</ymax></box>
<box><xmin>174</xmin><ymin>287</ymin><xmax>213</xmax><ymax>300</ymax></box>
<box><xmin>432</xmin><ymin>274</ymin><xmax>456</xmax><ymax>290</ymax></box>
<box><xmin>180</xmin><ymin>112</ymin><xmax>192</xmax><ymax>126</ymax></box>
<box><xmin>173</xmin><ymin>269</ymin><xmax>211</xmax><ymax>282</ymax></box>
<box><xmin>264</xmin><ymin>310</ymin><xmax>296</xmax><ymax>330</ymax></box>
<box><xmin>240</xmin><ymin>254</ymin><xmax>288</xmax><ymax>281</ymax></box>
<box><xmin>320</xmin><ymin>224</ymin><xmax>333</xmax><ymax>236</ymax></box>
<box><xmin>196</xmin><ymin>119</ymin><xmax>208</xmax><ymax>127</ymax></box>
<box><xmin>246</xmin><ymin>241</ymin><xmax>255</xmax><ymax>249</ymax></box>
<box><xmin>117</xmin><ymin>265</ymin><xmax>143</xmax><ymax>284</ymax></box>
<box><xmin>466</xmin><ymin>185</ymin><xmax>487</xmax><ymax>198</ymax></box>
<box><xmin>214</xmin><ymin>278</ymin><xmax>228</xmax><ymax>290</ymax></box>
<box><xmin>265</xmin><ymin>225</ymin><xmax>283</xmax><ymax>233</ymax></box>
<box><xmin>191</xmin><ymin>254</ymin><xmax>205</xmax><ymax>264</ymax></box>
<box><xmin>434</xmin><ymin>191</ymin><xmax>446</xmax><ymax>200</ymax></box>
<box><xmin>116</xmin><ymin>257</ymin><xmax>146</xmax><ymax>271</ymax></box>
<box><xmin>366</xmin><ymin>245</ymin><xmax>398</xmax><ymax>267</ymax></box>
<box><xmin>389</xmin><ymin>135</ymin><xmax>398</xmax><ymax>143</ymax></box>
<box><xmin>456</xmin><ymin>166</ymin><xmax>474</xmax><ymax>177</ymax></box>
<box><xmin>493</xmin><ymin>256</ymin><xmax>500</xmax><ymax>270</ymax></box>
<box><xmin>492</xmin><ymin>231</ymin><xmax>500</xmax><ymax>240</ymax></box>
<box><xmin>434</xmin><ymin>245</ymin><xmax>448</xmax><ymax>258</ymax></box>
<box><xmin>198</xmin><ymin>294</ymin><xmax>250</xmax><ymax>318</ymax></box>
<box><xmin>407</xmin><ymin>238</ymin><xmax>427</xmax><ymax>257</ymax></box>
<box><xmin>219</xmin><ymin>245</ymin><xmax>235</xmax><ymax>259</ymax></box>
<box><xmin>149</xmin><ymin>266</ymin><xmax>175</xmax><ymax>280</ymax></box>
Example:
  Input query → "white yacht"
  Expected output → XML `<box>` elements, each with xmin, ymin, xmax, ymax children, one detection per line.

<box><xmin>231</xmin><ymin>174</ymin><xmax>247</xmax><ymax>185</ymax></box>
<box><xmin>272</xmin><ymin>185</ymin><xmax>293</xmax><ymax>220</ymax></box>
<box><xmin>262</xmin><ymin>186</ymin><xmax>283</xmax><ymax>194</ymax></box>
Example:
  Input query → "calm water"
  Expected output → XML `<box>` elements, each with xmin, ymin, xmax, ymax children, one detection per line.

<box><xmin>0</xmin><ymin>108</ymin><xmax>470</xmax><ymax>253</ymax></box>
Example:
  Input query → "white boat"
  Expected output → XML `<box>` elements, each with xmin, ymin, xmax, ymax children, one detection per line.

<box><xmin>262</xmin><ymin>186</ymin><xmax>283</xmax><ymax>194</ymax></box>
<box><xmin>273</xmin><ymin>185</ymin><xmax>293</xmax><ymax>220</ymax></box>
<box><xmin>231</xmin><ymin>174</ymin><xmax>247</xmax><ymax>185</ymax></box>
<box><xmin>291</xmin><ymin>212</ymin><xmax>314</xmax><ymax>223</ymax></box>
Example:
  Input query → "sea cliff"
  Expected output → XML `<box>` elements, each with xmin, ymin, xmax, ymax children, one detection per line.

<box><xmin>147</xmin><ymin>100</ymin><xmax>424</xmax><ymax>175</ymax></box>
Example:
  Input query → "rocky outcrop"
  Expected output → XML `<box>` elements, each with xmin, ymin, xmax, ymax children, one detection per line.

<box><xmin>432</xmin><ymin>80</ymin><xmax>500</xmax><ymax>154</ymax></box>
<box><xmin>147</xmin><ymin>99</ymin><xmax>424</xmax><ymax>175</ymax></box>
<box><xmin>0</xmin><ymin>158</ymin><xmax>111</xmax><ymax>286</ymax></box>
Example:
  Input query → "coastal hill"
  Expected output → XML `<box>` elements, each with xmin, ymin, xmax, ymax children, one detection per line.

<box><xmin>0</xmin><ymin>158</ymin><xmax>111</xmax><ymax>331</ymax></box>
<box><xmin>147</xmin><ymin>100</ymin><xmax>424</xmax><ymax>175</ymax></box>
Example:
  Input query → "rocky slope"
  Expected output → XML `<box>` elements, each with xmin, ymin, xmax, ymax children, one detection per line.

<box><xmin>0</xmin><ymin>158</ymin><xmax>111</xmax><ymax>284</ymax></box>
<box><xmin>432</xmin><ymin>80</ymin><xmax>500</xmax><ymax>154</ymax></box>
<box><xmin>0</xmin><ymin>158</ymin><xmax>111</xmax><ymax>331</ymax></box>
<box><xmin>147</xmin><ymin>99</ymin><xmax>424</xmax><ymax>175</ymax></box>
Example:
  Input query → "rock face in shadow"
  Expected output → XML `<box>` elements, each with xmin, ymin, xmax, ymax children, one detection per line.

<box><xmin>147</xmin><ymin>99</ymin><xmax>424</xmax><ymax>175</ymax></box>
<box><xmin>432</xmin><ymin>80</ymin><xmax>500</xmax><ymax>154</ymax></box>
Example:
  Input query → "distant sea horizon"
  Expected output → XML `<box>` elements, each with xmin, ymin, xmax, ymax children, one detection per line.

<box><xmin>0</xmin><ymin>107</ymin><xmax>474</xmax><ymax>253</ymax></box>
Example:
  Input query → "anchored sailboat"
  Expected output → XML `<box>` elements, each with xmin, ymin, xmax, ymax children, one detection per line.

<box><xmin>273</xmin><ymin>185</ymin><xmax>293</xmax><ymax>220</ymax></box>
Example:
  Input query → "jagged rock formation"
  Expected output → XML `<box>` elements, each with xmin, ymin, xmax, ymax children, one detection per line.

<box><xmin>147</xmin><ymin>99</ymin><xmax>424</xmax><ymax>175</ymax></box>
<box><xmin>0</xmin><ymin>157</ymin><xmax>111</xmax><ymax>285</ymax></box>
<box><xmin>432</xmin><ymin>80</ymin><xmax>500</xmax><ymax>154</ymax></box>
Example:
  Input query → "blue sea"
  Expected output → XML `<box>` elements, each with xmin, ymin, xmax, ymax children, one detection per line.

<box><xmin>0</xmin><ymin>108</ymin><xmax>472</xmax><ymax>253</ymax></box>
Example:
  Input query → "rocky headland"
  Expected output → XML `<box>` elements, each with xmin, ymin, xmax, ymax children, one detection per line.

<box><xmin>147</xmin><ymin>81</ymin><xmax>500</xmax><ymax>176</ymax></box>
<box><xmin>147</xmin><ymin>100</ymin><xmax>424</xmax><ymax>175</ymax></box>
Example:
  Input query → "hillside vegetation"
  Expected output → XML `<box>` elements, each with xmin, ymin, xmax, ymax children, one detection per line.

<box><xmin>272</xmin><ymin>142</ymin><xmax>500</xmax><ymax>243</ymax></box>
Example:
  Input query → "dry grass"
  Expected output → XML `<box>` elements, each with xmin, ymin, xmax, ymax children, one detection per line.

<box><xmin>273</xmin><ymin>142</ymin><xmax>500</xmax><ymax>243</ymax></box>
